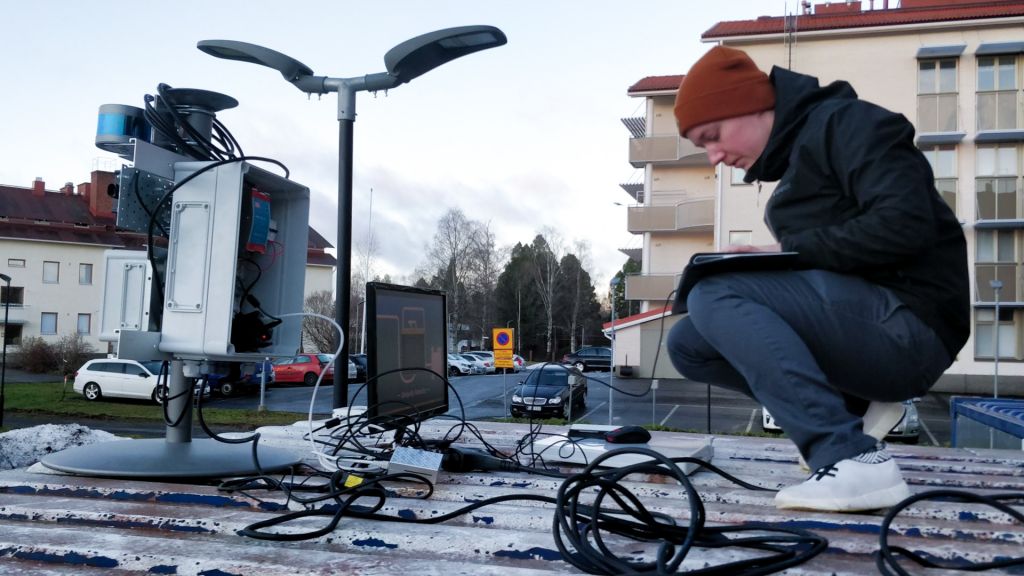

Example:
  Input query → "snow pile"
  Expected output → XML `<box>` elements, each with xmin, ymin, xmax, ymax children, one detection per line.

<box><xmin>0</xmin><ymin>424</ymin><xmax>124</xmax><ymax>470</ymax></box>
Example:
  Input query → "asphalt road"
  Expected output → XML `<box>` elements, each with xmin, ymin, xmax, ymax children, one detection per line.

<box><xmin>4</xmin><ymin>367</ymin><xmax>954</xmax><ymax>446</ymax></box>
<box><xmin>207</xmin><ymin>370</ymin><xmax>953</xmax><ymax>446</ymax></box>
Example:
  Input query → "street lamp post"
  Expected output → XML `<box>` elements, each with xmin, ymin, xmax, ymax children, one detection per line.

<box><xmin>198</xmin><ymin>27</ymin><xmax>507</xmax><ymax>409</ymax></box>
<box><xmin>0</xmin><ymin>273</ymin><xmax>11</xmax><ymax>428</ymax></box>
<box><xmin>608</xmin><ymin>276</ymin><xmax>621</xmax><ymax>426</ymax></box>
<box><xmin>991</xmin><ymin>279</ymin><xmax>1003</xmax><ymax>399</ymax></box>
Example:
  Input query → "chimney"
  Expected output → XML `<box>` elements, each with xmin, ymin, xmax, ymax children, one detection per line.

<box><xmin>32</xmin><ymin>177</ymin><xmax>45</xmax><ymax>197</ymax></box>
<box><xmin>88</xmin><ymin>170</ymin><xmax>116</xmax><ymax>217</ymax></box>
<box><xmin>77</xmin><ymin>181</ymin><xmax>91</xmax><ymax>201</ymax></box>
<box><xmin>61</xmin><ymin>182</ymin><xmax>74</xmax><ymax>196</ymax></box>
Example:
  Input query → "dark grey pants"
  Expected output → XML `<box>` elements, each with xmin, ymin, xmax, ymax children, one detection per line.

<box><xmin>666</xmin><ymin>269</ymin><xmax>951</xmax><ymax>470</ymax></box>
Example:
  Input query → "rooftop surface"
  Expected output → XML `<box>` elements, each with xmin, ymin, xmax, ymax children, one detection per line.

<box><xmin>0</xmin><ymin>421</ymin><xmax>1021</xmax><ymax>574</ymax></box>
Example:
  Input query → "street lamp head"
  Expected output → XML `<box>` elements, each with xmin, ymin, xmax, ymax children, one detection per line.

<box><xmin>197</xmin><ymin>40</ymin><xmax>315</xmax><ymax>83</ymax></box>
<box><xmin>0</xmin><ymin>273</ymin><xmax>10</xmax><ymax>283</ymax></box>
<box><xmin>384</xmin><ymin>25</ymin><xmax>507</xmax><ymax>85</ymax></box>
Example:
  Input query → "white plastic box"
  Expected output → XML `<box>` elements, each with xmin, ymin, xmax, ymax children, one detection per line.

<box><xmin>158</xmin><ymin>161</ymin><xmax>310</xmax><ymax>361</ymax></box>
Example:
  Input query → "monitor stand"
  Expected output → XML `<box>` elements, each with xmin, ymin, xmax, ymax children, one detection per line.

<box><xmin>41</xmin><ymin>359</ymin><xmax>302</xmax><ymax>479</ymax></box>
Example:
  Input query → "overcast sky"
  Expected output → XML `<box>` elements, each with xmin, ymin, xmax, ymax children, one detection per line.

<box><xmin>1</xmin><ymin>0</ymin><xmax>788</xmax><ymax>295</ymax></box>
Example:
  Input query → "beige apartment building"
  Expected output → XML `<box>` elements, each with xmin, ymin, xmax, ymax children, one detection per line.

<box><xmin>0</xmin><ymin>172</ymin><xmax>335</xmax><ymax>356</ymax></box>
<box><xmin>617</xmin><ymin>0</ymin><xmax>1024</xmax><ymax>393</ymax></box>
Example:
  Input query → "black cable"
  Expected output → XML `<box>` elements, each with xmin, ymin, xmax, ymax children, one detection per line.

<box><xmin>552</xmin><ymin>447</ymin><xmax>827</xmax><ymax>575</ymax></box>
<box><xmin>875</xmin><ymin>489</ymin><xmax>1024</xmax><ymax>575</ymax></box>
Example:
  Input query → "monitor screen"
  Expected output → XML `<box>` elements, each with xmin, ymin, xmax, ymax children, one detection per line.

<box><xmin>365</xmin><ymin>282</ymin><xmax>448</xmax><ymax>428</ymax></box>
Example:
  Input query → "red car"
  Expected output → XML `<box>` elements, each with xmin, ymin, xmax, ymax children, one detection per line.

<box><xmin>271</xmin><ymin>354</ymin><xmax>334</xmax><ymax>386</ymax></box>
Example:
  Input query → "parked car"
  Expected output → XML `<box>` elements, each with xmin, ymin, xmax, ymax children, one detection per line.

<box><xmin>459</xmin><ymin>353</ymin><xmax>489</xmax><ymax>375</ymax></box>
<box><xmin>349</xmin><ymin>354</ymin><xmax>368</xmax><ymax>382</ymax></box>
<box><xmin>448</xmin><ymin>353</ymin><xmax>473</xmax><ymax>376</ymax></box>
<box><xmin>463</xmin><ymin>351</ymin><xmax>496</xmax><ymax>374</ymax></box>
<box><xmin>562</xmin><ymin>346</ymin><xmax>612</xmax><ymax>372</ymax></box>
<box><xmin>761</xmin><ymin>400</ymin><xmax>920</xmax><ymax>443</ymax></box>
<box><xmin>271</xmin><ymin>354</ymin><xmax>335</xmax><ymax>385</ymax></box>
<box><xmin>73</xmin><ymin>358</ymin><xmax>208</xmax><ymax>404</ymax></box>
<box><xmin>510</xmin><ymin>364</ymin><xmax>587</xmax><ymax>420</ymax></box>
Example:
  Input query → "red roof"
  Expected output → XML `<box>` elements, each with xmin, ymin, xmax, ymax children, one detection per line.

<box><xmin>627</xmin><ymin>75</ymin><xmax>684</xmax><ymax>95</ymax></box>
<box><xmin>704</xmin><ymin>0</ymin><xmax>1024</xmax><ymax>38</ymax></box>
<box><xmin>602</xmin><ymin>305</ymin><xmax>670</xmax><ymax>331</ymax></box>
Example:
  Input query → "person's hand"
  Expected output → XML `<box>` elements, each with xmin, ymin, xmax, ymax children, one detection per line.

<box><xmin>724</xmin><ymin>243</ymin><xmax>782</xmax><ymax>253</ymax></box>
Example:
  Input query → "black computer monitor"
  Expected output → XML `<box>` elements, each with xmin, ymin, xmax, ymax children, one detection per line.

<box><xmin>365</xmin><ymin>282</ymin><xmax>448</xmax><ymax>429</ymax></box>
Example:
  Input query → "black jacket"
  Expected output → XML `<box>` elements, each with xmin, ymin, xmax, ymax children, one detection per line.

<box><xmin>745</xmin><ymin>67</ymin><xmax>969</xmax><ymax>358</ymax></box>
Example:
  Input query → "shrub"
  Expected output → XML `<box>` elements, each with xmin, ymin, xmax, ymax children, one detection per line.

<box><xmin>16</xmin><ymin>337</ymin><xmax>58</xmax><ymax>373</ymax></box>
<box><xmin>55</xmin><ymin>333</ymin><xmax>97</xmax><ymax>376</ymax></box>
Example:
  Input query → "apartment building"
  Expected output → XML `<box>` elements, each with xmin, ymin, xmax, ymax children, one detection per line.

<box><xmin>0</xmin><ymin>171</ymin><xmax>335</xmax><ymax>355</ymax></box>
<box><xmin>617</xmin><ymin>0</ymin><xmax>1024</xmax><ymax>393</ymax></box>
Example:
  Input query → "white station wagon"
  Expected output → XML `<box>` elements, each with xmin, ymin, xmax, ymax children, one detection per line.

<box><xmin>73</xmin><ymin>358</ymin><xmax>167</xmax><ymax>403</ymax></box>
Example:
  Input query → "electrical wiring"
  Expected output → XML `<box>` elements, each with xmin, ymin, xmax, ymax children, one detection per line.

<box><xmin>875</xmin><ymin>489</ymin><xmax>1024</xmax><ymax>575</ymax></box>
<box><xmin>552</xmin><ymin>447</ymin><xmax>826</xmax><ymax>575</ymax></box>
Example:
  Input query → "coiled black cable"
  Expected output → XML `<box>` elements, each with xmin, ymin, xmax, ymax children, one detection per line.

<box><xmin>875</xmin><ymin>489</ymin><xmax>1024</xmax><ymax>575</ymax></box>
<box><xmin>552</xmin><ymin>447</ymin><xmax>827</xmax><ymax>575</ymax></box>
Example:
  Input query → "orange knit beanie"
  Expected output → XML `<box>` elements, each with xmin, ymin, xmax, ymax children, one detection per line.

<box><xmin>673</xmin><ymin>46</ymin><xmax>776</xmax><ymax>136</ymax></box>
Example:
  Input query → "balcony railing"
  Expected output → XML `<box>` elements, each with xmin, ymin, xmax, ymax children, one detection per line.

<box><xmin>976</xmin><ymin>263</ymin><xmax>1020</xmax><ymax>302</ymax></box>
<box><xmin>628</xmin><ymin>135</ymin><xmax>706</xmax><ymax>168</ymax></box>
<box><xmin>627</xmin><ymin>198</ymin><xmax>714</xmax><ymax>234</ymax></box>
<box><xmin>625</xmin><ymin>273</ymin><xmax>680</xmax><ymax>302</ymax></box>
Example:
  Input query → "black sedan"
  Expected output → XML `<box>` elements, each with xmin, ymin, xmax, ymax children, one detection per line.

<box><xmin>510</xmin><ymin>365</ymin><xmax>587</xmax><ymax>419</ymax></box>
<box><xmin>562</xmin><ymin>346</ymin><xmax>611</xmax><ymax>372</ymax></box>
<box><xmin>349</xmin><ymin>354</ymin><xmax>368</xmax><ymax>382</ymax></box>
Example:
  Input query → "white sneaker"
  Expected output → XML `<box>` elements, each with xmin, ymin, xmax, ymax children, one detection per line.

<box><xmin>797</xmin><ymin>401</ymin><xmax>906</xmax><ymax>471</ymax></box>
<box><xmin>776</xmin><ymin>444</ymin><xmax>911</xmax><ymax>512</ymax></box>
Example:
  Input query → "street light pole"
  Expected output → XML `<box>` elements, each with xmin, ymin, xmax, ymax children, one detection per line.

<box><xmin>197</xmin><ymin>27</ymin><xmax>507</xmax><ymax>410</ymax></box>
<box><xmin>991</xmin><ymin>279</ymin><xmax>1003</xmax><ymax>399</ymax></box>
<box><xmin>608</xmin><ymin>276</ymin><xmax>620</xmax><ymax>426</ymax></box>
<box><xmin>0</xmin><ymin>273</ymin><xmax>11</xmax><ymax>428</ymax></box>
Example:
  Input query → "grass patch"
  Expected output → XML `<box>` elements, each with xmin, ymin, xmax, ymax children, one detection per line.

<box><xmin>4</xmin><ymin>382</ymin><xmax>306</xmax><ymax>427</ymax></box>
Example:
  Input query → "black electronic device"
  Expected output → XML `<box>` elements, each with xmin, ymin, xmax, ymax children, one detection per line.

<box><xmin>672</xmin><ymin>252</ymin><xmax>803</xmax><ymax>314</ymax></box>
<box><xmin>366</xmin><ymin>282</ymin><xmax>448</xmax><ymax>431</ymax></box>
<box><xmin>605</xmin><ymin>425</ymin><xmax>652</xmax><ymax>444</ymax></box>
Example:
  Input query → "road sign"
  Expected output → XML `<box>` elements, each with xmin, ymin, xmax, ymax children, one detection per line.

<box><xmin>494</xmin><ymin>349</ymin><xmax>514</xmax><ymax>368</ymax></box>
<box><xmin>493</xmin><ymin>328</ymin><xmax>513</xmax><ymax>351</ymax></box>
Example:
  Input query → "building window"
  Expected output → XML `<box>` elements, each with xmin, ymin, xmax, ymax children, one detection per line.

<box><xmin>7</xmin><ymin>258</ymin><xmax>24</xmax><ymax>268</ymax></box>
<box><xmin>77</xmin><ymin>313</ymin><xmax>91</xmax><ymax>335</ymax></box>
<box><xmin>975</xmin><ymin>308</ymin><xmax>1018</xmax><ymax>360</ymax></box>
<box><xmin>728</xmin><ymin>230</ymin><xmax>752</xmax><ymax>246</ymax></box>
<box><xmin>921</xmin><ymin>144</ymin><xmax>957</xmax><ymax>214</ymax></box>
<box><xmin>976</xmin><ymin>145</ymin><xmax>1020</xmax><ymax>220</ymax></box>
<box><xmin>975</xmin><ymin>229</ymin><xmax>1018</xmax><ymax>301</ymax></box>
<box><xmin>0</xmin><ymin>286</ymin><xmax>24</xmax><ymax>306</ymax></box>
<box><xmin>2</xmin><ymin>325</ymin><xmax>22</xmax><ymax>346</ymax></box>
<box><xmin>79</xmin><ymin>263</ymin><xmax>93</xmax><ymax>285</ymax></box>
<box><xmin>42</xmin><ymin>261</ymin><xmax>59</xmax><ymax>284</ymax></box>
<box><xmin>917</xmin><ymin>58</ymin><xmax>958</xmax><ymax>133</ymax></box>
<box><xmin>730</xmin><ymin>167</ymin><xmax>749</xmax><ymax>185</ymax></box>
<box><xmin>977</xmin><ymin>55</ymin><xmax>1019</xmax><ymax>131</ymax></box>
<box><xmin>40</xmin><ymin>312</ymin><xmax>57</xmax><ymax>335</ymax></box>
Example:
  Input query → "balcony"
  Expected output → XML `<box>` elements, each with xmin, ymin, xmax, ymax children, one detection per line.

<box><xmin>628</xmin><ymin>135</ymin><xmax>706</xmax><ymax>168</ymax></box>
<box><xmin>627</xmin><ymin>198</ymin><xmax>714</xmax><ymax>234</ymax></box>
<box><xmin>625</xmin><ymin>273</ymin><xmax>680</xmax><ymax>302</ymax></box>
<box><xmin>976</xmin><ymin>263</ymin><xmax>1020</xmax><ymax>303</ymax></box>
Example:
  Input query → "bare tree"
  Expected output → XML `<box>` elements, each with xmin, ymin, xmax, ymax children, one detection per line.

<box><xmin>529</xmin><ymin>228</ymin><xmax>564</xmax><ymax>360</ymax></box>
<box><xmin>302</xmin><ymin>290</ymin><xmax>337</xmax><ymax>353</ymax></box>
<box><xmin>425</xmin><ymin>208</ymin><xmax>478</xmax><ymax>345</ymax></box>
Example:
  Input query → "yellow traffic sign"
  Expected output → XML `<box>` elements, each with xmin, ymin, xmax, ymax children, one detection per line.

<box><xmin>493</xmin><ymin>328</ymin><xmax>513</xmax><ymax>351</ymax></box>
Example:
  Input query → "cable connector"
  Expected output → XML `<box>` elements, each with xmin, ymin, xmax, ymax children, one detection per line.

<box><xmin>442</xmin><ymin>446</ymin><xmax>520</xmax><ymax>473</ymax></box>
